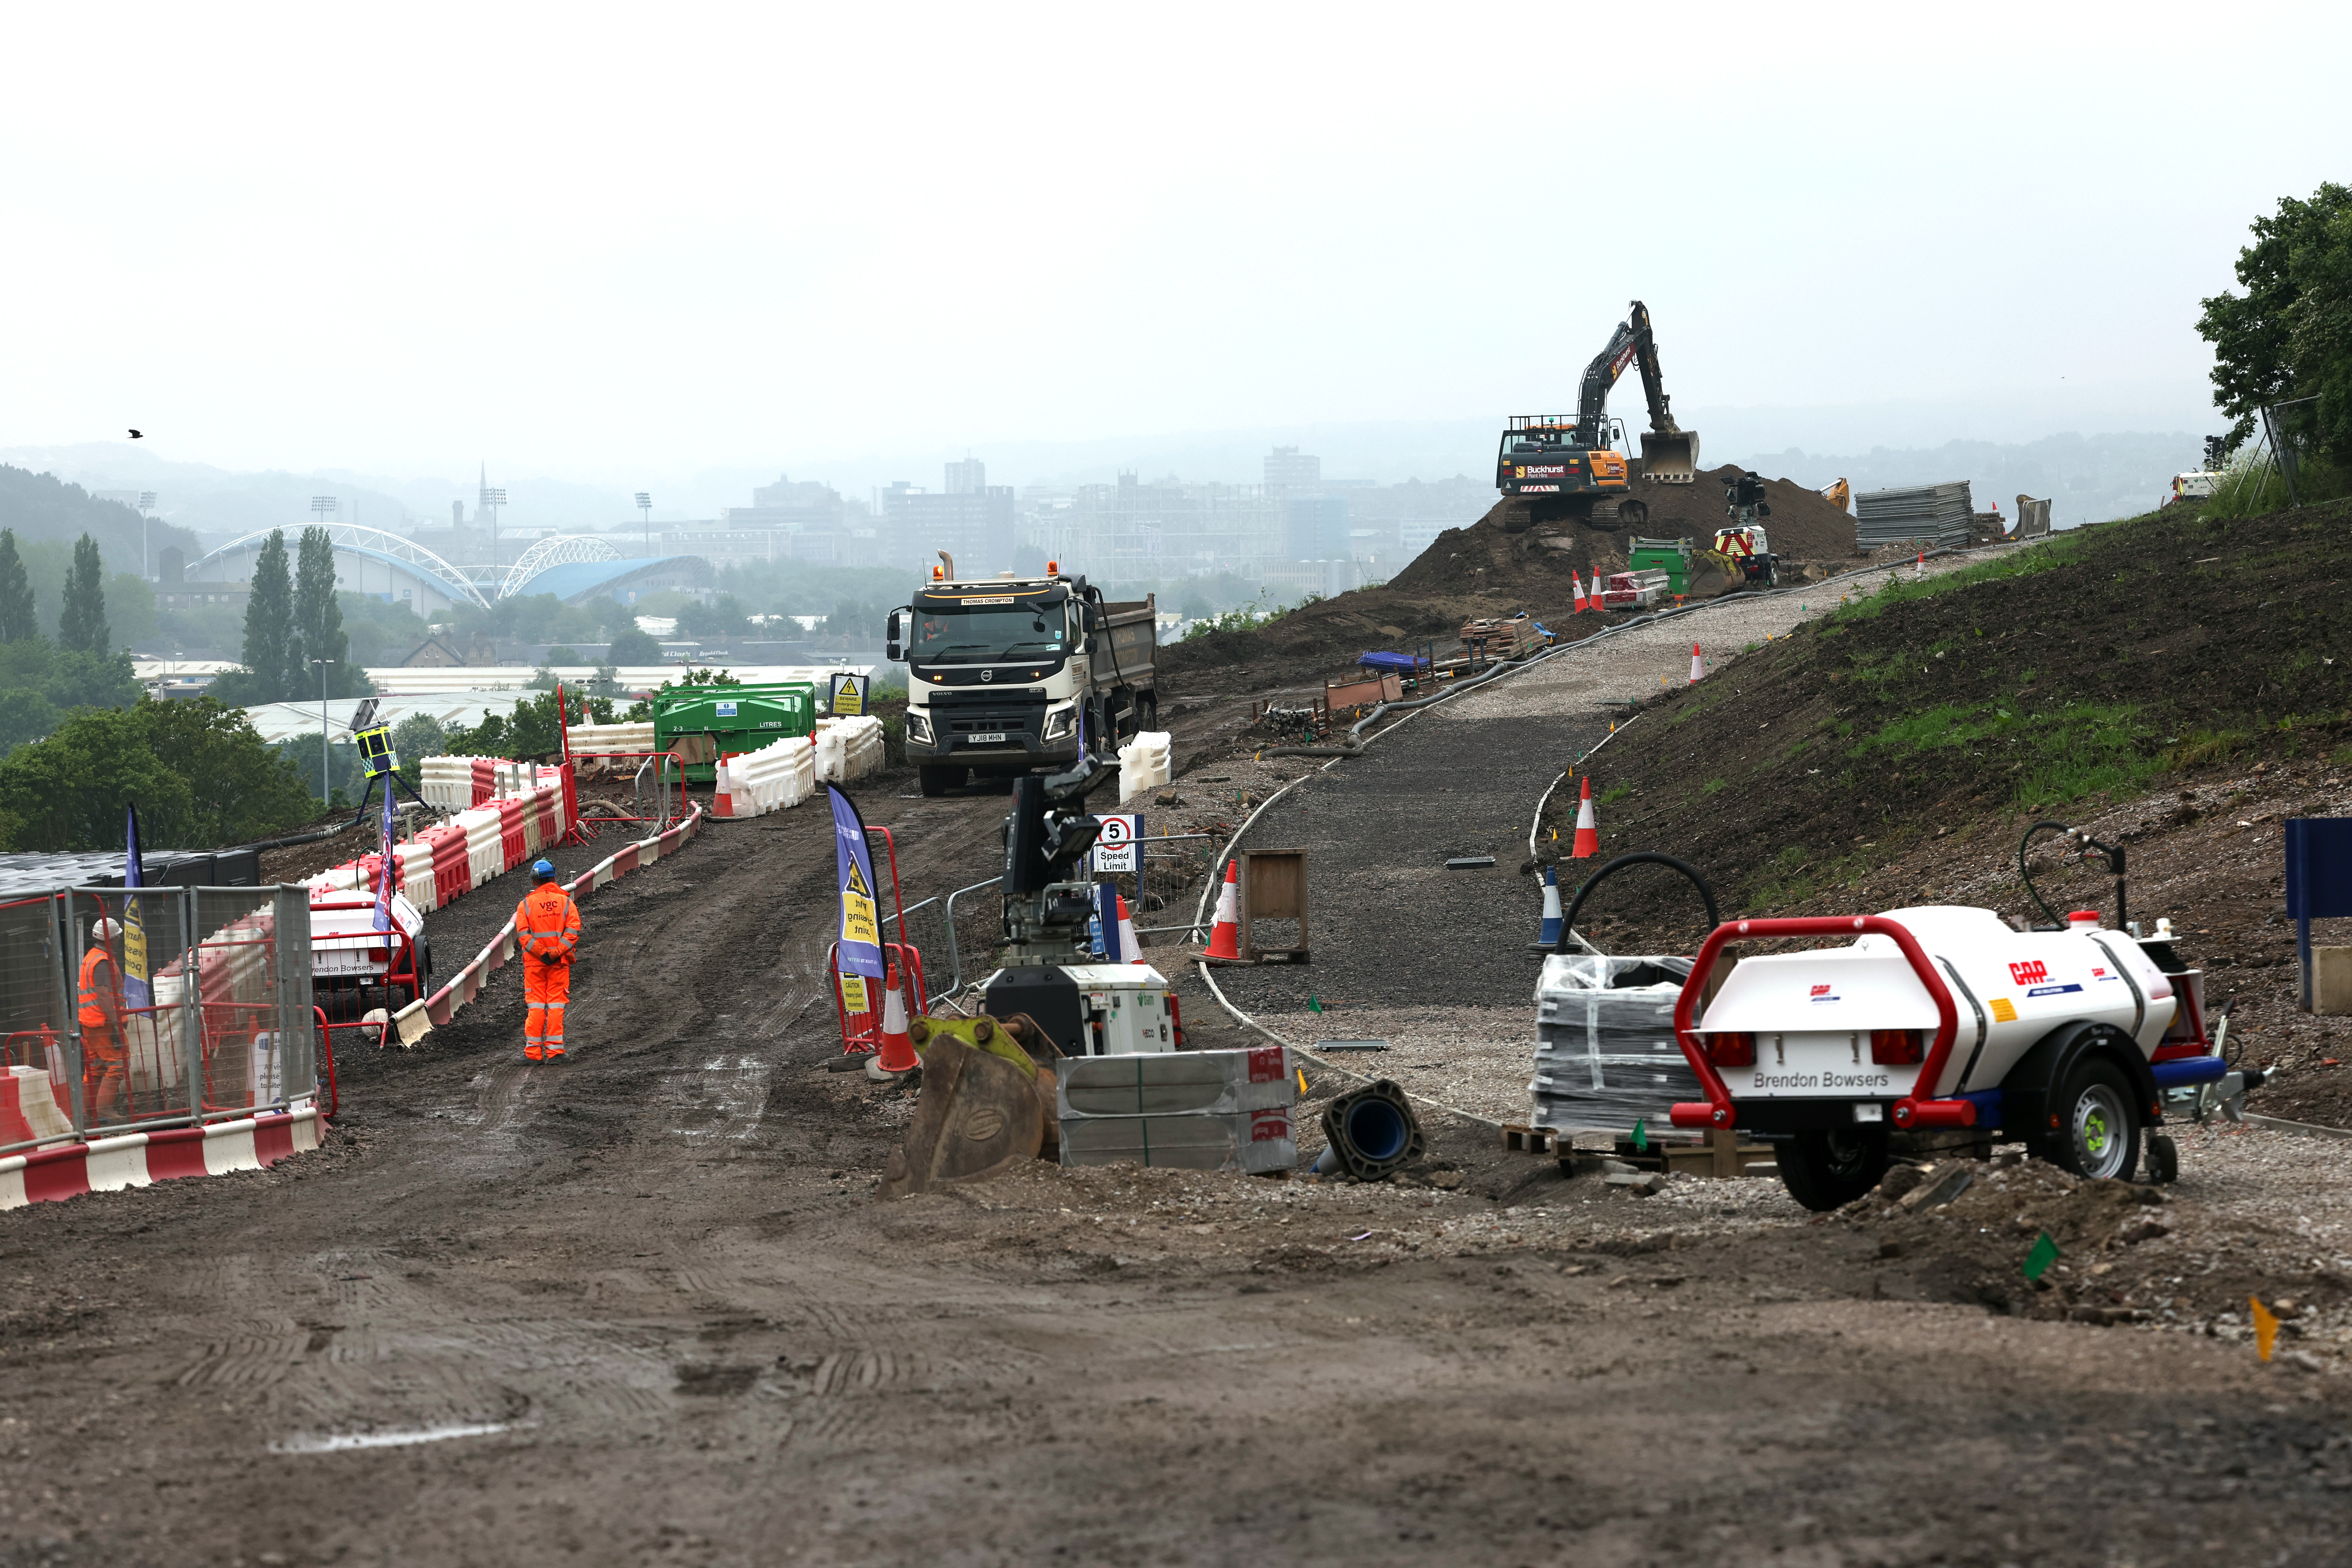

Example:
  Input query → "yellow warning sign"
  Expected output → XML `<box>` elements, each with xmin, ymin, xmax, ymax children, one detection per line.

<box><xmin>840</xmin><ymin>973</ymin><xmax>870</xmax><ymax>1013</ymax></box>
<box><xmin>840</xmin><ymin>858</ymin><xmax>879</xmax><ymax>949</ymax></box>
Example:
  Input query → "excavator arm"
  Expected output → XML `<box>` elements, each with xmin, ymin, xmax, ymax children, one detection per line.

<box><xmin>1573</xmin><ymin>301</ymin><xmax>1700</xmax><ymax>485</ymax></box>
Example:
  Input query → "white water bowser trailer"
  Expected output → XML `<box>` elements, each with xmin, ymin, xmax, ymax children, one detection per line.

<box><xmin>1670</xmin><ymin>906</ymin><xmax>2229</xmax><ymax>1210</ymax></box>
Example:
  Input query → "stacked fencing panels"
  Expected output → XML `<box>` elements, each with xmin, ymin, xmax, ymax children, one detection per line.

<box><xmin>1529</xmin><ymin>955</ymin><xmax>1703</xmax><ymax>1134</ymax></box>
<box><xmin>1856</xmin><ymin>481</ymin><xmax>1973</xmax><ymax>551</ymax></box>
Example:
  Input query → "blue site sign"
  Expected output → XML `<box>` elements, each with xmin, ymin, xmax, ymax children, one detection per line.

<box><xmin>2284</xmin><ymin>818</ymin><xmax>2352</xmax><ymax>1009</ymax></box>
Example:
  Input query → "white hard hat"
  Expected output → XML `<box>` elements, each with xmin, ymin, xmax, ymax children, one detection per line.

<box><xmin>90</xmin><ymin>916</ymin><xmax>120</xmax><ymax>941</ymax></box>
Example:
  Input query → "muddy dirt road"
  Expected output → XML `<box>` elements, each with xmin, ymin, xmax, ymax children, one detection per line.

<box><xmin>9</xmin><ymin>741</ymin><xmax>2352</xmax><ymax>1564</ymax></box>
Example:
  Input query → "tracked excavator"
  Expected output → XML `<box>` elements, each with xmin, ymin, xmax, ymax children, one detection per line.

<box><xmin>1497</xmin><ymin>299</ymin><xmax>1700</xmax><ymax>531</ymax></box>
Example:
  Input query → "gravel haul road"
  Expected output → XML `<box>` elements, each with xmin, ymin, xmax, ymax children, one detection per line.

<box><xmin>9</xmin><ymin>726</ymin><xmax>2352</xmax><ymax>1564</ymax></box>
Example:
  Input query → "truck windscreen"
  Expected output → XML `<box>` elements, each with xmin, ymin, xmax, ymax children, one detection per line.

<box><xmin>909</xmin><ymin>603</ymin><xmax>1069</xmax><ymax>665</ymax></box>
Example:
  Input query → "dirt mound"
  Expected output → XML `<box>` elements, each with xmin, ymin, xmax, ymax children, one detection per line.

<box><xmin>1163</xmin><ymin>466</ymin><xmax>1853</xmax><ymax>684</ymax></box>
<box><xmin>1540</xmin><ymin>497</ymin><xmax>2352</xmax><ymax>937</ymax></box>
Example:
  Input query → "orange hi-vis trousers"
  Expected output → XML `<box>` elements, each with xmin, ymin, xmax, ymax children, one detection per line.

<box><xmin>524</xmin><ymin>957</ymin><xmax>570</xmax><ymax>1060</ymax></box>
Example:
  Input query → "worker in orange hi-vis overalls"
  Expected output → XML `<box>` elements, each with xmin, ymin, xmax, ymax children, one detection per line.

<box><xmin>514</xmin><ymin>860</ymin><xmax>583</xmax><ymax>1062</ymax></box>
<box><xmin>77</xmin><ymin>915</ymin><xmax>129</xmax><ymax>1121</ymax></box>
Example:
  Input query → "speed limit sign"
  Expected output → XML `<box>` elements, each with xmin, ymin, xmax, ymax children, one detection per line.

<box><xmin>1093</xmin><ymin>813</ymin><xmax>1142</xmax><ymax>873</ymax></box>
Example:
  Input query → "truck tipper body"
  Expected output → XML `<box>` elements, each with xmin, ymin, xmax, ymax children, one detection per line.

<box><xmin>889</xmin><ymin>570</ymin><xmax>1157</xmax><ymax>797</ymax></box>
<box><xmin>1667</xmin><ymin>906</ymin><xmax>2229</xmax><ymax>1210</ymax></box>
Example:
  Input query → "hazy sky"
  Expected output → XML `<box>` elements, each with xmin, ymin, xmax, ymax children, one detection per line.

<box><xmin>5</xmin><ymin>1</ymin><xmax>2348</xmax><ymax>486</ymax></box>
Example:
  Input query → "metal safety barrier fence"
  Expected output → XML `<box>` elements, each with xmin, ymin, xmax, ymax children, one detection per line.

<box><xmin>0</xmin><ymin>885</ymin><xmax>318</xmax><ymax>1158</ymax></box>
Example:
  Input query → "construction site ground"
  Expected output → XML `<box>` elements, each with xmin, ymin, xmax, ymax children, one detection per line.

<box><xmin>18</xmin><ymin>512</ymin><xmax>2352</xmax><ymax>1564</ymax></box>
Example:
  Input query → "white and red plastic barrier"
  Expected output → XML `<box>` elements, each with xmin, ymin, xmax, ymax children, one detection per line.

<box><xmin>0</xmin><ymin>1106</ymin><xmax>323</xmax><ymax>1210</ymax></box>
<box><xmin>713</xmin><ymin>734</ymin><xmax>817</xmax><ymax>819</ymax></box>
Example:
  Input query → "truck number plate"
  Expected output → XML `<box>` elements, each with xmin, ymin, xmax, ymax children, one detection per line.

<box><xmin>969</xmin><ymin>732</ymin><xmax>1008</xmax><ymax>744</ymax></box>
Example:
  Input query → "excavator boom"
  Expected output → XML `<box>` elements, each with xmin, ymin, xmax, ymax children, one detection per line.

<box><xmin>1567</xmin><ymin>301</ymin><xmax>1698</xmax><ymax>485</ymax></box>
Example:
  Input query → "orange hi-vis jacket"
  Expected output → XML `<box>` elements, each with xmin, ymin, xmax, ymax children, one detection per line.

<box><xmin>78</xmin><ymin>946</ymin><xmax>123</xmax><ymax>1060</ymax></box>
<box><xmin>515</xmin><ymin>883</ymin><xmax>583</xmax><ymax>965</ymax></box>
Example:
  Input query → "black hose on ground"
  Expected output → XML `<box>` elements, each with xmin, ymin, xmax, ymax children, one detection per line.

<box><xmin>1552</xmin><ymin>851</ymin><xmax>1721</xmax><ymax>957</ymax></box>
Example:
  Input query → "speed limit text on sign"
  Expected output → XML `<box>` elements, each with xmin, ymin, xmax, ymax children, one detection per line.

<box><xmin>1093</xmin><ymin>813</ymin><xmax>1142</xmax><ymax>873</ymax></box>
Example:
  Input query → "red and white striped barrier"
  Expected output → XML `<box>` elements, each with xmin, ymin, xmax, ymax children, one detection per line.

<box><xmin>0</xmin><ymin>1106</ymin><xmax>323</xmax><ymax>1210</ymax></box>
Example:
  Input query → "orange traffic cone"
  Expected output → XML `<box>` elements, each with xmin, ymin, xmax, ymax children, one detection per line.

<box><xmin>1203</xmin><ymin>860</ymin><xmax>1243</xmax><ymax>959</ymax></box>
<box><xmin>1116</xmin><ymin>893</ymin><xmax>1142</xmax><ymax>964</ymax></box>
<box><xmin>1572</xmin><ymin>572</ymin><xmax>1590</xmax><ymax>614</ymax></box>
<box><xmin>1571</xmin><ymin>775</ymin><xmax>1600</xmax><ymax>859</ymax></box>
<box><xmin>1689</xmin><ymin>643</ymin><xmax>1704</xmax><ymax>683</ymax></box>
<box><xmin>871</xmin><ymin>964</ymin><xmax>920</xmax><ymax>1075</ymax></box>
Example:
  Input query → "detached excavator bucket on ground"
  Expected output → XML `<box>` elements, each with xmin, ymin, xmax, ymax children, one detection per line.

<box><xmin>877</xmin><ymin>1014</ymin><xmax>1061</xmax><ymax>1199</ymax></box>
<box><xmin>1639</xmin><ymin>429</ymin><xmax>1700</xmax><ymax>485</ymax></box>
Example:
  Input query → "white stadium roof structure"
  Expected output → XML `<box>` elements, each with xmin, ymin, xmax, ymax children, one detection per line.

<box><xmin>499</xmin><ymin>534</ymin><xmax>622</xmax><ymax>599</ymax></box>
<box><xmin>187</xmin><ymin>524</ymin><xmax>492</xmax><ymax>611</ymax></box>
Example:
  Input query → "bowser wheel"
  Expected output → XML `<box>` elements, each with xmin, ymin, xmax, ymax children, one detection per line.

<box><xmin>2145</xmin><ymin>1132</ymin><xmax>2180</xmax><ymax>1185</ymax></box>
<box><xmin>1775</xmin><ymin>1125</ymin><xmax>1891</xmax><ymax>1213</ymax></box>
<box><xmin>2053</xmin><ymin>1059</ymin><xmax>2141</xmax><ymax>1181</ymax></box>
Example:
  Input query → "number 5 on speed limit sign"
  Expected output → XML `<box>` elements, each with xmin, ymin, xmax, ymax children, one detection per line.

<box><xmin>1093</xmin><ymin>813</ymin><xmax>1142</xmax><ymax>873</ymax></box>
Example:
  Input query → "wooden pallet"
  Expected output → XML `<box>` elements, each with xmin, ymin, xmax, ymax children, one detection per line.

<box><xmin>1501</xmin><ymin>1123</ymin><xmax>1561</xmax><ymax>1154</ymax></box>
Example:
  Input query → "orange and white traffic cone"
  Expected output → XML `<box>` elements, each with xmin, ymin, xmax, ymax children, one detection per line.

<box><xmin>1572</xmin><ymin>572</ymin><xmax>1590</xmax><ymax>614</ymax></box>
<box><xmin>1203</xmin><ymin>860</ymin><xmax>1243</xmax><ymax>959</ymax></box>
<box><xmin>1116</xmin><ymin>894</ymin><xmax>1142</xmax><ymax>964</ymax></box>
<box><xmin>1689</xmin><ymin>643</ymin><xmax>1704</xmax><ymax>683</ymax></box>
<box><xmin>1571</xmin><ymin>774</ymin><xmax>1601</xmax><ymax>859</ymax></box>
<box><xmin>869</xmin><ymin>964</ymin><xmax>920</xmax><ymax>1077</ymax></box>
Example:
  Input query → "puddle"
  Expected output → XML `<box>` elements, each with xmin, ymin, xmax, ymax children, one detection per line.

<box><xmin>270</xmin><ymin>1420</ymin><xmax>520</xmax><ymax>1454</ymax></box>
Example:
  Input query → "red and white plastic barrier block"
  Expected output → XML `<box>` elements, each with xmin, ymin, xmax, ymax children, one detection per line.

<box><xmin>0</xmin><ymin>1106</ymin><xmax>324</xmax><ymax>1210</ymax></box>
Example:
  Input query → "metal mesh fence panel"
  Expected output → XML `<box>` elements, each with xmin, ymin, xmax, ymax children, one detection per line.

<box><xmin>1</xmin><ymin>887</ymin><xmax>320</xmax><ymax>1154</ymax></box>
<box><xmin>0</xmin><ymin>893</ymin><xmax>77</xmax><ymax>1152</ymax></box>
<box><xmin>63</xmin><ymin>887</ymin><xmax>197</xmax><ymax>1140</ymax></box>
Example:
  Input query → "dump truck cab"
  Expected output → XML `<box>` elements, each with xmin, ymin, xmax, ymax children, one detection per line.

<box><xmin>889</xmin><ymin>566</ymin><xmax>1158</xmax><ymax>798</ymax></box>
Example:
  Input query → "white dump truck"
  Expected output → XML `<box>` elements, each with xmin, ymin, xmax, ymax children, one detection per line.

<box><xmin>1670</xmin><ymin>906</ymin><xmax>2228</xmax><ymax>1210</ymax></box>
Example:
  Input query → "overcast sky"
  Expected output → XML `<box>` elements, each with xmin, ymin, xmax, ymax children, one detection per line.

<box><xmin>5</xmin><ymin>1</ymin><xmax>2348</xmax><ymax>490</ymax></box>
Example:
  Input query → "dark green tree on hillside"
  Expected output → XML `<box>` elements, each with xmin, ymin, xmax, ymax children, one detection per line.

<box><xmin>0</xmin><ymin>530</ymin><xmax>35</xmax><ymax>643</ymax></box>
<box><xmin>294</xmin><ymin>526</ymin><xmax>355</xmax><ymax>696</ymax></box>
<box><xmin>2200</xmin><ymin>181</ymin><xmax>2352</xmax><ymax>463</ymax></box>
<box><xmin>0</xmin><ymin>698</ymin><xmax>314</xmax><ymax>851</ymax></box>
<box><xmin>235</xmin><ymin>529</ymin><xmax>298</xmax><ymax>703</ymax></box>
<box><xmin>57</xmin><ymin>534</ymin><xmax>108</xmax><ymax>655</ymax></box>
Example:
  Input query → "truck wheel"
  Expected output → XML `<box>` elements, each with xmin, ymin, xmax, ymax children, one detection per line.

<box><xmin>918</xmin><ymin>764</ymin><xmax>965</xmax><ymax>798</ymax></box>
<box><xmin>2052</xmin><ymin>1060</ymin><xmax>2140</xmax><ymax>1181</ymax></box>
<box><xmin>2145</xmin><ymin>1132</ymin><xmax>2180</xmax><ymax>1184</ymax></box>
<box><xmin>1775</xmin><ymin>1126</ymin><xmax>1891</xmax><ymax>1212</ymax></box>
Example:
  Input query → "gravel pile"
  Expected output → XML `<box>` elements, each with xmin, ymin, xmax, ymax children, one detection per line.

<box><xmin>1254</xmin><ymin>1003</ymin><xmax>1536</xmax><ymax>1122</ymax></box>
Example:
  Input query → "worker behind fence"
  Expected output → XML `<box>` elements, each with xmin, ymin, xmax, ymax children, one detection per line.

<box><xmin>77</xmin><ymin>915</ymin><xmax>129</xmax><ymax>1122</ymax></box>
<box><xmin>515</xmin><ymin>860</ymin><xmax>583</xmax><ymax>1062</ymax></box>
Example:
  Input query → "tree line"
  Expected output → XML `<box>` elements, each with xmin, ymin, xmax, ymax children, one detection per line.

<box><xmin>209</xmin><ymin>526</ymin><xmax>367</xmax><ymax>705</ymax></box>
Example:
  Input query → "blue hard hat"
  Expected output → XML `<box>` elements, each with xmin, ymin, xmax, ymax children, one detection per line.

<box><xmin>532</xmin><ymin>858</ymin><xmax>556</xmax><ymax>880</ymax></box>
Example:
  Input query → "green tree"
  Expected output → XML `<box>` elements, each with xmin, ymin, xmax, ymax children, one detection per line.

<box><xmin>607</xmin><ymin>624</ymin><xmax>662</xmax><ymax>664</ymax></box>
<box><xmin>57</xmin><ymin>534</ymin><xmax>108</xmax><ymax>655</ymax></box>
<box><xmin>294</xmin><ymin>525</ymin><xmax>356</xmax><ymax>697</ymax></box>
<box><xmin>2199</xmin><ymin>182</ymin><xmax>2352</xmax><ymax>459</ymax></box>
<box><xmin>0</xmin><ymin>529</ymin><xmax>34</xmax><ymax>642</ymax></box>
<box><xmin>226</xmin><ymin>528</ymin><xmax>296</xmax><ymax>704</ymax></box>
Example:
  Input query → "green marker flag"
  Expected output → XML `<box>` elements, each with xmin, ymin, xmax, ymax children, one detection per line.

<box><xmin>1631</xmin><ymin>1118</ymin><xmax>1648</xmax><ymax>1152</ymax></box>
<box><xmin>2022</xmin><ymin>1230</ymin><xmax>2061</xmax><ymax>1282</ymax></box>
<box><xmin>1307</xmin><ymin>995</ymin><xmax>1323</xmax><ymax>1014</ymax></box>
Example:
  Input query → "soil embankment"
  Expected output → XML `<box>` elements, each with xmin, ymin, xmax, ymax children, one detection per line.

<box><xmin>1164</xmin><ymin>465</ymin><xmax>1857</xmax><ymax>684</ymax></box>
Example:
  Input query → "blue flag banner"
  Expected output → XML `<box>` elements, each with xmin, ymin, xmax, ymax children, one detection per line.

<box><xmin>121</xmin><ymin>806</ymin><xmax>151</xmax><ymax>1011</ymax></box>
<box><xmin>373</xmin><ymin>771</ymin><xmax>398</xmax><ymax>931</ymax></box>
<box><xmin>827</xmin><ymin>784</ymin><xmax>885</xmax><ymax>980</ymax></box>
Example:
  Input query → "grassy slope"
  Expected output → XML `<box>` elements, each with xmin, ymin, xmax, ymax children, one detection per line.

<box><xmin>1576</xmin><ymin>498</ymin><xmax>2352</xmax><ymax>915</ymax></box>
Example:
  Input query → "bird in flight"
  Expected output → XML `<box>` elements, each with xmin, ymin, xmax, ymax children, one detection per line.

<box><xmin>128</xmin><ymin>429</ymin><xmax>143</xmax><ymax>439</ymax></box>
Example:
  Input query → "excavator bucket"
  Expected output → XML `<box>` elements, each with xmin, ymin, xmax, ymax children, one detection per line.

<box><xmin>1639</xmin><ymin>430</ymin><xmax>1701</xmax><ymax>485</ymax></box>
<box><xmin>877</xmin><ymin>1020</ymin><xmax>1054</xmax><ymax>1198</ymax></box>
